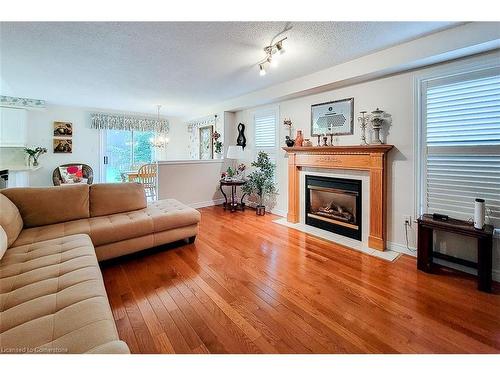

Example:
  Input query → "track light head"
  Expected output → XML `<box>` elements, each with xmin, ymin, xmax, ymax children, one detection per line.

<box><xmin>259</xmin><ymin>64</ymin><xmax>266</xmax><ymax>76</ymax></box>
<box><xmin>276</xmin><ymin>41</ymin><xmax>285</xmax><ymax>55</ymax></box>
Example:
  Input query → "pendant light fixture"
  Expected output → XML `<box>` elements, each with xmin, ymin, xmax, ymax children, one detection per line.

<box><xmin>150</xmin><ymin>105</ymin><xmax>169</xmax><ymax>148</ymax></box>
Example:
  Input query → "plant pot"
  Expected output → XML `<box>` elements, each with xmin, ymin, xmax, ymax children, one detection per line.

<box><xmin>256</xmin><ymin>205</ymin><xmax>266</xmax><ymax>216</ymax></box>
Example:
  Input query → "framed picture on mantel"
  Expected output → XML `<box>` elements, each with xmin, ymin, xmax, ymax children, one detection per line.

<box><xmin>311</xmin><ymin>97</ymin><xmax>354</xmax><ymax>137</ymax></box>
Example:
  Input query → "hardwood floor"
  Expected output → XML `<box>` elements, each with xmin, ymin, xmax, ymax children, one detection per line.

<box><xmin>101</xmin><ymin>206</ymin><xmax>500</xmax><ymax>353</ymax></box>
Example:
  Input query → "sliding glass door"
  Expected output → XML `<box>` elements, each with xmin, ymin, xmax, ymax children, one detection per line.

<box><xmin>102</xmin><ymin>129</ymin><xmax>155</xmax><ymax>183</ymax></box>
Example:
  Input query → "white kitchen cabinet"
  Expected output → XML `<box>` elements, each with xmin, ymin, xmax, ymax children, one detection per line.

<box><xmin>0</xmin><ymin>107</ymin><xmax>28</xmax><ymax>147</ymax></box>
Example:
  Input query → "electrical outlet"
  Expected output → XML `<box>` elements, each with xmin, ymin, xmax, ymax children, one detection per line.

<box><xmin>403</xmin><ymin>215</ymin><xmax>412</xmax><ymax>227</ymax></box>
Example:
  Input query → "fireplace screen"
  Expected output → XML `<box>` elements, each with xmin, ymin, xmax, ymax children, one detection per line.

<box><xmin>305</xmin><ymin>175</ymin><xmax>362</xmax><ymax>240</ymax></box>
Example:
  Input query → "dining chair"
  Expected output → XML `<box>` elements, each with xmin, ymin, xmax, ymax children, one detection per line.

<box><xmin>135</xmin><ymin>163</ymin><xmax>158</xmax><ymax>201</ymax></box>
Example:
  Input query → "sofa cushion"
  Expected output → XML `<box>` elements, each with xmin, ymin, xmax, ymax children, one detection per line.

<box><xmin>0</xmin><ymin>193</ymin><xmax>24</xmax><ymax>247</ymax></box>
<box><xmin>1</xmin><ymin>185</ymin><xmax>90</xmax><ymax>228</ymax></box>
<box><xmin>145</xmin><ymin>199</ymin><xmax>201</xmax><ymax>232</ymax></box>
<box><xmin>12</xmin><ymin>219</ymin><xmax>92</xmax><ymax>248</ymax></box>
<box><xmin>0</xmin><ymin>234</ymin><xmax>129</xmax><ymax>353</ymax></box>
<box><xmin>11</xmin><ymin>199</ymin><xmax>200</xmax><ymax>249</ymax></box>
<box><xmin>90</xmin><ymin>182</ymin><xmax>146</xmax><ymax>217</ymax></box>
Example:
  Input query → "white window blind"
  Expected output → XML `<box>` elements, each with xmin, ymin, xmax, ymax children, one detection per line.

<box><xmin>422</xmin><ymin>67</ymin><xmax>500</xmax><ymax>226</ymax></box>
<box><xmin>254</xmin><ymin>109</ymin><xmax>277</xmax><ymax>159</ymax></box>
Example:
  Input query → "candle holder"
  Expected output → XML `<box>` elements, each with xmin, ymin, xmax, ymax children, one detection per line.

<box><xmin>322</xmin><ymin>135</ymin><xmax>328</xmax><ymax>147</ymax></box>
<box><xmin>357</xmin><ymin>111</ymin><xmax>369</xmax><ymax>145</ymax></box>
<box><xmin>317</xmin><ymin>134</ymin><xmax>321</xmax><ymax>146</ymax></box>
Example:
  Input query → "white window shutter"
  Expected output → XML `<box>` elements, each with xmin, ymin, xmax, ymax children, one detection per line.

<box><xmin>254</xmin><ymin>109</ymin><xmax>278</xmax><ymax>161</ymax></box>
<box><xmin>423</xmin><ymin>68</ymin><xmax>500</xmax><ymax>226</ymax></box>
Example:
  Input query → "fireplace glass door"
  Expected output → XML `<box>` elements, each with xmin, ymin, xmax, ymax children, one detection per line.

<box><xmin>305</xmin><ymin>175</ymin><xmax>362</xmax><ymax>240</ymax></box>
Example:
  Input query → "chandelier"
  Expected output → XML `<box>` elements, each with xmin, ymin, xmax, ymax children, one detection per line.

<box><xmin>150</xmin><ymin>105</ymin><xmax>170</xmax><ymax>148</ymax></box>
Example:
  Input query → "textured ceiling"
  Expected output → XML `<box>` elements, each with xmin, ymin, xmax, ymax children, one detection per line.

<box><xmin>0</xmin><ymin>22</ymin><xmax>459</xmax><ymax>117</ymax></box>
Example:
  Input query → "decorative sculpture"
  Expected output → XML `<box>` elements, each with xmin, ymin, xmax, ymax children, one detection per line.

<box><xmin>236</xmin><ymin>123</ymin><xmax>247</xmax><ymax>149</ymax></box>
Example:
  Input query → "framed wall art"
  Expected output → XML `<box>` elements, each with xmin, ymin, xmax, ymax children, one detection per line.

<box><xmin>311</xmin><ymin>98</ymin><xmax>354</xmax><ymax>136</ymax></box>
<box><xmin>53</xmin><ymin>121</ymin><xmax>73</xmax><ymax>137</ymax></box>
<box><xmin>53</xmin><ymin>138</ymin><xmax>72</xmax><ymax>153</ymax></box>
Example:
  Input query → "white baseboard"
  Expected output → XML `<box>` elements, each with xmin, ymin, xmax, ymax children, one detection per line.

<box><xmin>189</xmin><ymin>198</ymin><xmax>225</xmax><ymax>209</ymax></box>
<box><xmin>270</xmin><ymin>208</ymin><xmax>286</xmax><ymax>217</ymax></box>
<box><xmin>387</xmin><ymin>241</ymin><xmax>417</xmax><ymax>257</ymax></box>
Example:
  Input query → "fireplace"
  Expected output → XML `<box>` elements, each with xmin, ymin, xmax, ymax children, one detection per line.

<box><xmin>305</xmin><ymin>175</ymin><xmax>362</xmax><ymax>240</ymax></box>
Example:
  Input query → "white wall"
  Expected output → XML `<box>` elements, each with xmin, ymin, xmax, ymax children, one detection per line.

<box><xmin>23</xmin><ymin>104</ymin><xmax>186</xmax><ymax>186</ymax></box>
<box><xmin>157</xmin><ymin>160</ymin><xmax>228</xmax><ymax>207</ymax></box>
<box><xmin>184</xmin><ymin>111</ymin><xmax>226</xmax><ymax>160</ymax></box>
<box><xmin>229</xmin><ymin>52</ymin><xmax>500</xmax><ymax>279</ymax></box>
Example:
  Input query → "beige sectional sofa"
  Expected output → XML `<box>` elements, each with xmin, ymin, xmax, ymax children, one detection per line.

<box><xmin>0</xmin><ymin>183</ymin><xmax>201</xmax><ymax>354</ymax></box>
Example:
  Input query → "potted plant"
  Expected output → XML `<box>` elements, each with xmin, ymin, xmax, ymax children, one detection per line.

<box><xmin>242</xmin><ymin>151</ymin><xmax>277</xmax><ymax>215</ymax></box>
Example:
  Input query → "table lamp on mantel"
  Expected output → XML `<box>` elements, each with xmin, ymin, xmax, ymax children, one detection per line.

<box><xmin>226</xmin><ymin>145</ymin><xmax>246</xmax><ymax>179</ymax></box>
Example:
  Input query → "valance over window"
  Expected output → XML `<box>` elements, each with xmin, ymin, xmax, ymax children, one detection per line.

<box><xmin>90</xmin><ymin>113</ymin><xmax>169</xmax><ymax>133</ymax></box>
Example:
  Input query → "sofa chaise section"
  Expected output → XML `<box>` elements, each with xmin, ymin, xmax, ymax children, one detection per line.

<box><xmin>2</xmin><ymin>183</ymin><xmax>201</xmax><ymax>261</ymax></box>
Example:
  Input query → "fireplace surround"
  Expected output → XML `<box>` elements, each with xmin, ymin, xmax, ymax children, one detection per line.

<box><xmin>283</xmin><ymin>145</ymin><xmax>393</xmax><ymax>251</ymax></box>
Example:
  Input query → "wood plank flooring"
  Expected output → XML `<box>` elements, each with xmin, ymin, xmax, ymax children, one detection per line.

<box><xmin>101</xmin><ymin>206</ymin><xmax>500</xmax><ymax>353</ymax></box>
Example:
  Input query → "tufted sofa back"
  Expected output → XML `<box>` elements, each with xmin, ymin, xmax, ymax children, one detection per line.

<box><xmin>1</xmin><ymin>183</ymin><xmax>146</xmax><ymax>229</ymax></box>
<box><xmin>89</xmin><ymin>182</ymin><xmax>147</xmax><ymax>217</ymax></box>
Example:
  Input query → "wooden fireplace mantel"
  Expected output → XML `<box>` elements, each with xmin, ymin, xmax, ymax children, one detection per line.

<box><xmin>283</xmin><ymin>145</ymin><xmax>393</xmax><ymax>251</ymax></box>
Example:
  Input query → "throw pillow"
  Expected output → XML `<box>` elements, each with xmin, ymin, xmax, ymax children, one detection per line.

<box><xmin>59</xmin><ymin>165</ymin><xmax>88</xmax><ymax>184</ymax></box>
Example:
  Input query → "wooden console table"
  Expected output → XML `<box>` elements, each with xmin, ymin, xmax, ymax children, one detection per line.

<box><xmin>417</xmin><ymin>214</ymin><xmax>494</xmax><ymax>292</ymax></box>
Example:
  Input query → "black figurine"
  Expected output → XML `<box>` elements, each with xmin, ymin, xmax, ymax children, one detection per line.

<box><xmin>236</xmin><ymin>123</ymin><xmax>247</xmax><ymax>149</ymax></box>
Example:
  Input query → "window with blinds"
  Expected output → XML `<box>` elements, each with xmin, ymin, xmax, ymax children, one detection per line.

<box><xmin>421</xmin><ymin>66</ymin><xmax>500</xmax><ymax>226</ymax></box>
<box><xmin>254</xmin><ymin>109</ymin><xmax>277</xmax><ymax>160</ymax></box>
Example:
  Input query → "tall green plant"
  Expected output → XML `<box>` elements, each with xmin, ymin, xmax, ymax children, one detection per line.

<box><xmin>242</xmin><ymin>151</ymin><xmax>277</xmax><ymax>206</ymax></box>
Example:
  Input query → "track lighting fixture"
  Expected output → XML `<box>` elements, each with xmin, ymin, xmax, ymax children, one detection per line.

<box><xmin>258</xmin><ymin>37</ymin><xmax>287</xmax><ymax>76</ymax></box>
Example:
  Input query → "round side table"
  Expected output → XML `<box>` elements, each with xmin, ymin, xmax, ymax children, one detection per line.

<box><xmin>219</xmin><ymin>179</ymin><xmax>247</xmax><ymax>212</ymax></box>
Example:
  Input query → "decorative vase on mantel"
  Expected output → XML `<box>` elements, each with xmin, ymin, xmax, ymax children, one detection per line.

<box><xmin>295</xmin><ymin>129</ymin><xmax>304</xmax><ymax>147</ymax></box>
<box><xmin>370</xmin><ymin>108</ymin><xmax>385</xmax><ymax>144</ymax></box>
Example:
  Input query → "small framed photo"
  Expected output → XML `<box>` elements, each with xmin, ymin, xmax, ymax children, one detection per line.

<box><xmin>53</xmin><ymin>121</ymin><xmax>73</xmax><ymax>137</ymax></box>
<box><xmin>311</xmin><ymin>98</ymin><xmax>354</xmax><ymax>136</ymax></box>
<box><xmin>53</xmin><ymin>138</ymin><xmax>72</xmax><ymax>153</ymax></box>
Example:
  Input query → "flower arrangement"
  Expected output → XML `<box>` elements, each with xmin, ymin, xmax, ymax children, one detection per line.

<box><xmin>24</xmin><ymin>146</ymin><xmax>47</xmax><ymax>167</ymax></box>
<box><xmin>283</xmin><ymin>118</ymin><xmax>293</xmax><ymax>137</ymax></box>
<box><xmin>221</xmin><ymin>163</ymin><xmax>247</xmax><ymax>181</ymax></box>
<box><xmin>212</xmin><ymin>131</ymin><xmax>223</xmax><ymax>154</ymax></box>
<box><xmin>226</xmin><ymin>166</ymin><xmax>235</xmax><ymax>178</ymax></box>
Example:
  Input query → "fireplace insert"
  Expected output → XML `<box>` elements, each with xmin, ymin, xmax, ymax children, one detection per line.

<box><xmin>305</xmin><ymin>175</ymin><xmax>362</xmax><ymax>240</ymax></box>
